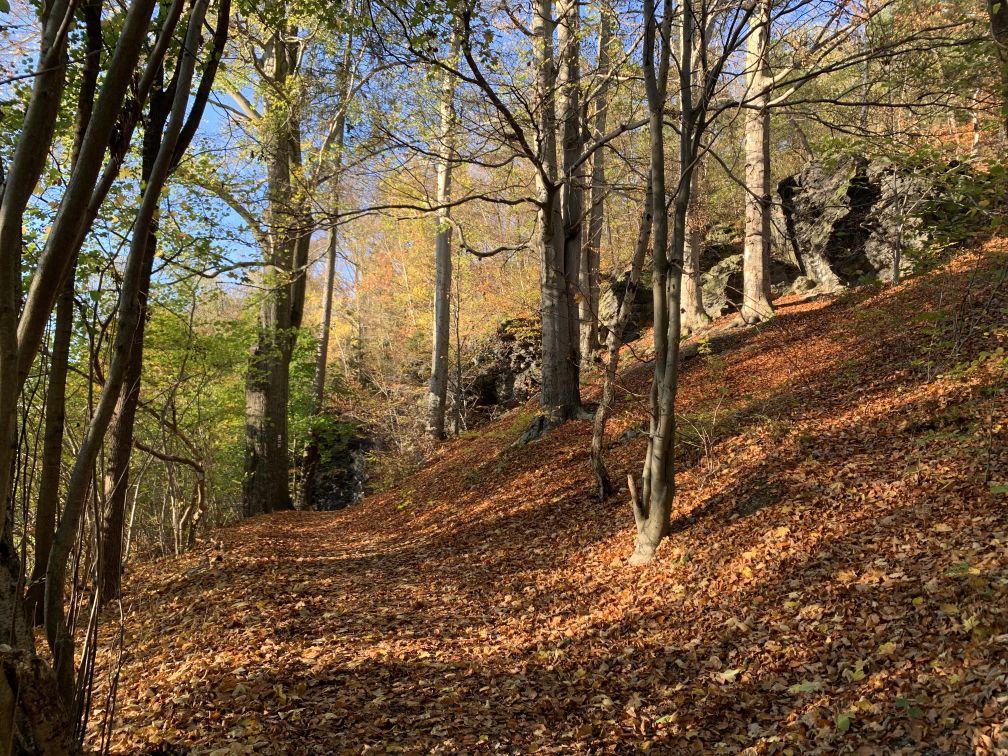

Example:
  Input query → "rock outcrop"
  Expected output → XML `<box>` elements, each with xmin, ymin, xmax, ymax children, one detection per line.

<box><xmin>775</xmin><ymin>156</ymin><xmax>932</xmax><ymax>291</ymax></box>
<box><xmin>463</xmin><ymin>158</ymin><xmax>940</xmax><ymax>419</ymax></box>
<box><xmin>307</xmin><ymin>418</ymin><xmax>370</xmax><ymax>511</ymax></box>
<box><xmin>598</xmin><ymin>269</ymin><xmax>653</xmax><ymax>345</ymax></box>
<box><xmin>470</xmin><ymin>317</ymin><xmax>542</xmax><ymax>409</ymax></box>
<box><xmin>700</xmin><ymin>252</ymin><xmax>803</xmax><ymax>318</ymax></box>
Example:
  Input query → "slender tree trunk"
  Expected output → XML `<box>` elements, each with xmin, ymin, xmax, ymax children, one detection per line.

<box><xmin>681</xmin><ymin>159</ymin><xmax>710</xmax><ymax>334</ymax></box>
<box><xmin>0</xmin><ymin>0</ymin><xmax>78</xmax><ymax>546</ymax></box>
<box><xmin>590</xmin><ymin>179</ymin><xmax>651</xmax><ymax>499</ymax></box>
<box><xmin>741</xmin><ymin>0</ymin><xmax>774</xmax><ymax>324</ymax></box>
<box><xmin>632</xmin><ymin>0</ymin><xmax>696</xmax><ymax>566</ymax></box>
<box><xmin>98</xmin><ymin>139</ymin><xmax>163</xmax><ymax>607</ymax></box>
<box><xmin>558</xmin><ymin>0</ymin><xmax>583</xmax><ymax>381</ymax></box>
<box><xmin>681</xmin><ymin>19</ymin><xmax>710</xmax><ymax>335</ymax></box>
<box><xmin>100</xmin><ymin>0</ymin><xmax>227</xmax><ymax>600</ymax></box>
<box><xmin>296</xmin><ymin>24</ymin><xmax>353</xmax><ymax>508</ymax></box>
<box><xmin>0</xmin><ymin>0</ymin><xmax>175</xmax><ymax>746</ymax></box>
<box><xmin>426</xmin><ymin>29</ymin><xmax>459</xmax><ymax>441</ymax></box>
<box><xmin>297</xmin><ymin>226</ymin><xmax>339</xmax><ymax>511</ymax></box>
<box><xmin>26</xmin><ymin>0</ymin><xmax>103</xmax><ymax>627</ymax></box>
<box><xmin>579</xmin><ymin>5</ymin><xmax>613</xmax><ymax>359</ymax></box>
<box><xmin>44</xmin><ymin>0</ymin><xmax>209</xmax><ymax>703</ymax></box>
<box><xmin>26</xmin><ymin>273</ymin><xmax>73</xmax><ymax>627</ymax></box>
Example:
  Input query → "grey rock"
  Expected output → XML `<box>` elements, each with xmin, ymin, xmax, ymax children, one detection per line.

<box><xmin>470</xmin><ymin>317</ymin><xmax>542</xmax><ymax>408</ymax></box>
<box><xmin>598</xmin><ymin>269</ymin><xmax>653</xmax><ymax>345</ymax></box>
<box><xmin>617</xmin><ymin>424</ymin><xmax>647</xmax><ymax>444</ymax></box>
<box><xmin>775</xmin><ymin>157</ymin><xmax>934</xmax><ymax>291</ymax></box>
<box><xmin>309</xmin><ymin>420</ymin><xmax>369</xmax><ymax>511</ymax></box>
<box><xmin>700</xmin><ymin>252</ymin><xmax>802</xmax><ymax>317</ymax></box>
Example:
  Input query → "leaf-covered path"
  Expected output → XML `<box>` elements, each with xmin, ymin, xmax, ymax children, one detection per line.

<box><xmin>97</xmin><ymin>246</ymin><xmax>1008</xmax><ymax>754</ymax></box>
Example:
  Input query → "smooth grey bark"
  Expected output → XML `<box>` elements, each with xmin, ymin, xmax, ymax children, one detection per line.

<box><xmin>579</xmin><ymin>5</ymin><xmax>613</xmax><ymax>358</ymax></box>
<box><xmin>680</xmin><ymin>16</ymin><xmax>711</xmax><ymax>335</ymax></box>
<box><xmin>590</xmin><ymin>179</ymin><xmax>652</xmax><ymax>499</ymax></box>
<box><xmin>44</xmin><ymin>0</ymin><xmax>209</xmax><ymax>703</ymax></box>
<box><xmin>534</xmin><ymin>0</ymin><xmax>582</xmax><ymax>422</ymax></box>
<box><xmin>632</xmin><ymin>0</ymin><xmax>700</xmax><ymax>565</ymax></box>
<box><xmin>741</xmin><ymin>0</ymin><xmax>774</xmax><ymax>324</ymax></box>
<box><xmin>681</xmin><ymin>154</ymin><xmax>710</xmax><ymax>334</ymax></box>
<box><xmin>426</xmin><ymin>28</ymin><xmax>459</xmax><ymax>441</ymax></box>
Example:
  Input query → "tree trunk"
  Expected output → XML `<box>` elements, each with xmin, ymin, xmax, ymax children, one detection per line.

<box><xmin>26</xmin><ymin>0</ymin><xmax>103</xmax><ymax>627</ymax></box>
<box><xmin>534</xmin><ymin>0</ymin><xmax>581</xmax><ymax>422</ymax></box>
<box><xmin>26</xmin><ymin>273</ymin><xmax>73</xmax><ymax>627</ymax></box>
<box><xmin>98</xmin><ymin>126</ymin><xmax>164</xmax><ymax>606</ymax></box>
<box><xmin>741</xmin><ymin>0</ymin><xmax>774</xmax><ymax>324</ymax></box>
<box><xmin>557</xmin><ymin>0</ymin><xmax>584</xmax><ymax>385</ymax></box>
<box><xmin>297</xmin><ymin>225</ymin><xmax>338</xmax><ymax>511</ymax></box>
<box><xmin>426</xmin><ymin>29</ymin><xmax>459</xmax><ymax>441</ymax></box>
<box><xmin>989</xmin><ymin>0</ymin><xmax>1008</xmax><ymax>139</ymax></box>
<box><xmin>243</xmin><ymin>31</ymin><xmax>309</xmax><ymax>516</ymax></box>
<box><xmin>99</xmin><ymin>0</ymin><xmax>227</xmax><ymax>600</ymax></box>
<box><xmin>579</xmin><ymin>5</ymin><xmax>612</xmax><ymax>359</ymax></box>
<box><xmin>0</xmin><ymin>0</ymin><xmax>79</xmax><ymax>545</ymax></box>
<box><xmin>590</xmin><ymin>179</ymin><xmax>651</xmax><ymax>500</ymax></box>
<box><xmin>681</xmin><ymin>160</ymin><xmax>710</xmax><ymax>334</ymax></box>
<box><xmin>632</xmin><ymin>0</ymin><xmax>695</xmax><ymax>566</ymax></box>
<box><xmin>45</xmin><ymin>0</ymin><xmax>209</xmax><ymax>703</ymax></box>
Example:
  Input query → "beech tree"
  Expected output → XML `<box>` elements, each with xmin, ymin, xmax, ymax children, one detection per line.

<box><xmin>98</xmin><ymin>0</ymin><xmax>229</xmax><ymax>606</ymax></box>
<box><xmin>45</xmin><ymin>0</ymin><xmax>218</xmax><ymax>703</ymax></box>
<box><xmin>426</xmin><ymin>25</ymin><xmax>460</xmax><ymax>440</ymax></box>
<box><xmin>741</xmin><ymin>0</ymin><xmax>774</xmax><ymax>324</ymax></box>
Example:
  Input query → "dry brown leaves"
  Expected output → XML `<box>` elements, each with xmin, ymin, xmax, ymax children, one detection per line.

<box><xmin>92</xmin><ymin>243</ymin><xmax>1008</xmax><ymax>754</ymax></box>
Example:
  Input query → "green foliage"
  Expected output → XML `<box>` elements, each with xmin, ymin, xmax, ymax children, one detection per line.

<box><xmin>926</xmin><ymin>160</ymin><xmax>1008</xmax><ymax>245</ymax></box>
<box><xmin>309</xmin><ymin>413</ymin><xmax>364</xmax><ymax>467</ymax></box>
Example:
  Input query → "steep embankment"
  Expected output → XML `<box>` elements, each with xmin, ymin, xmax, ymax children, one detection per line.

<box><xmin>95</xmin><ymin>244</ymin><xmax>1008</xmax><ymax>754</ymax></box>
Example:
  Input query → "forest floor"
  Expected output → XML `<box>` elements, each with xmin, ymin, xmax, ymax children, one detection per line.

<box><xmin>94</xmin><ymin>242</ymin><xmax>1008</xmax><ymax>755</ymax></box>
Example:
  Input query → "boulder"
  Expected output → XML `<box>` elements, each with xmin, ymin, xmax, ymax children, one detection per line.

<box><xmin>308</xmin><ymin>418</ymin><xmax>369</xmax><ymax>511</ymax></box>
<box><xmin>776</xmin><ymin>157</ymin><xmax>933</xmax><ymax>291</ymax></box>
<box><xmin>598</xmin><ymin>269</ymin><xmax>653</xmax><ymax>344</ymax></box>
<box><xmin>700</xmin><ymin>253</ymin><xmax>802</xmax><ymax>317</ymax></box>
<box><xmin>470</xmin><ymin>317</ymin><xmax>542</xmax><ymax>408</ymax></box>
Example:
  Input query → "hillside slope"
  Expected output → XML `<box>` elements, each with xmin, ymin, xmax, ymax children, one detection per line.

<box><xmin>95</xmin><ymin>244</ymin><xmax>1008</xmax><ymax>754</ymax></box>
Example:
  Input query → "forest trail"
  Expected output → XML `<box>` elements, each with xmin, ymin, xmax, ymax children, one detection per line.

<box><xmin>97</xmin><ymin>245</ymin><xmax>1008</xmax><ymax>754</ymax></box>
